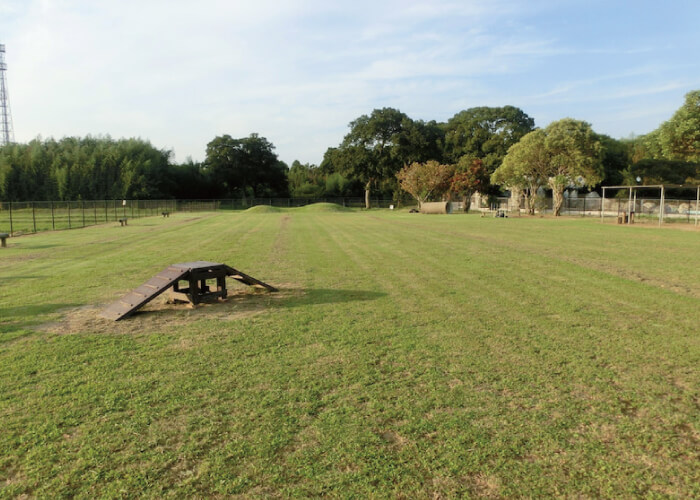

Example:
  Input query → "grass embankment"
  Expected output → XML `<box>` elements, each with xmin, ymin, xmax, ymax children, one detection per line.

<box><xmin>0</xmin><ymin>212</ymin><xmax>698</xmax><ymax>497</ymax></box>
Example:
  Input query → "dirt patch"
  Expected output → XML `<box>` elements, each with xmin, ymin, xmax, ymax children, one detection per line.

<box><xmin>37</xmin><ymin>284</ymin><xmax>303</xmax><ymax>335</ymax></box>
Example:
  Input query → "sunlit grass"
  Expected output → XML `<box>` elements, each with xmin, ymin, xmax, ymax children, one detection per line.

<box><xmin>1</xmin><ymin>211</ymin><xmax>698</xmax><ymax>497</ymax></box>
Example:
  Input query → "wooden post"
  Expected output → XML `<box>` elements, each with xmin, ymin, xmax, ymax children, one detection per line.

<box><xmin>627</xmin><ymin>188</ymin><xmax>632</xmax><ymax>225</ymax></box>
<box><xmin>94</xmin><ymin>202</ymin><xmax>97</xmax><ymax>224</ymax></box>
<box><xmin>68</xmin><ymin>202</ymin><xmax>72</xmax><ymax>229</ymax></box>
<box><xmin>601</xmin><ymin>187</ymin><xmax>605</xmax><ymax>222</ymax></box>
<box><xmin>8</xmin><ymin>201</ymin><xmax>12</xmax><ymax>236</ymax></box>
<box><xmin>81</xmin><ymin>200</ymin><xmax>85</xmax><ymax>227</ymax></box>
<box><xmin>32</xmin><ymin>202</ymin><xmax>37</xmax><ymax>233</ymax></box>
<box><xmin>51</xmin><ymin>201</ymin><xmax>55</xmax><ymax>230</ymax></box>
<box><xmin>659</xmin><ymin>186</ymin><xmax>665</xmax><ymax>226</ymax></box>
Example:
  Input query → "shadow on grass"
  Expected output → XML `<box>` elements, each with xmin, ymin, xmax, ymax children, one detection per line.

<box><xmin>12</xmin><ymin>243</ymin><xmax>62</xmax><ymax>250</ymax></box>
<box><xmin>0</xmin><ymin>303</ymin><xmax>82</xmax><ymax>320</ymax></box>
<box><xmin>2</xmin><ymin>275</ymin><xmax>48</xmax><ymax>281</ymax></box>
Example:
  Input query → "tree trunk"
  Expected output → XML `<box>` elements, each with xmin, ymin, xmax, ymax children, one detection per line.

<box><xmin>509</xmin><ymin>186</ymin><xmax>523</xmax><ymax>215</ymax></box>
<box><xmin>365</xmin><ymin>181</ymin><xmax>371</xmax><ymax>209</ymax></box>
<box><xmin>526</xmin><ymin>189</ymin><xmax>536</xmax><ymax>215</ymax></box>
<box><xmin>552</xmin><ymin>187</ymin><xmax>564</xmax><ymax>216</ymax></box>
<box><xmin>462</xmin><ymin>193</ymin><xmax>472</xmax><ymax>213</ymax></box>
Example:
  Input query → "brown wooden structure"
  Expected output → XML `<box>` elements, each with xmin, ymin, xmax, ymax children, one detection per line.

<box><xmin>100</xmin><ymin>261</ymin><xmax>277</xmax><ymax>321</ymax></box>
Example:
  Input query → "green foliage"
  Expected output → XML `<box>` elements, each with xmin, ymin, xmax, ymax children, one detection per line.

<box><xmin>657</xmin><ymin>90</ymin><xmax>700</xmax><ymax>162</ymax></box>
<box><xmin>630</xmin><ymin>90</ymin><xmax>700</xmax><ymax>167</ymax></box>
<box><xmin>492</xmin><ymin>129</ymin><xmax>549</xmax><ymax>214</ymax></box>
<box><xmin>628</xmin><ymin>158</ymin><xmax>700</xmax><ymax>185</ymax></box>
<box><xmin>0</xmin><ymin>136</ymin><xmax>174</xmax><ymax>201</ymax></box>
<box><xmin>493</xmin><ymin>119</ymin><xmax>603</xmax><ymax>215</ymax></box>
<box><xmin>442</xmin><ymin>106</ymin><xmax>535</xmax><ymax>170</ymax></box>
<box><xmin>205</xmin><ymin>133</ymin><xmax>289</xmax><ymax>199</ymax></box>
<box><xmin>323</xmin><ymin>108</ymin><xmax>444</xmax><ymax>207</ymax></box>
<box><xmin>597</xmin><ymin>134</ymin><xmax>631</xmax><ymax>187</ymax></box>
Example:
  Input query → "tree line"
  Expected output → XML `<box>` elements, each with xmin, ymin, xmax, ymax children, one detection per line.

<box><xmin>1</xmin><ymin>91</ymin><xmax>698</xmax><ymax>204</ymax></box>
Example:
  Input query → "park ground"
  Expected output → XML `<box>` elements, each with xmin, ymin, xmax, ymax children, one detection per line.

<box><xmin>0</xmin><ymin>207</ymin><xmax>698</xmax><ymax>497</ymax></box>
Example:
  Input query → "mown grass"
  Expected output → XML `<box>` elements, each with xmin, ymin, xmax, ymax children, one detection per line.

<box><xmin>0</xmin><ymin>211</ymin><xmax>698</xmax><ymax>498</ymax></box>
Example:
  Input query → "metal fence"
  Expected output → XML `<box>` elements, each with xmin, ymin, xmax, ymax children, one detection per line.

<box><xmin>0</xmin><ymin>197</ymin><xmax>396</xmax><ymax>236</ymax></box>
<box><xmin>0</xmin><ymin>200</ymin><xmax>177</xmax><ymax>236</ymax></box>
<box><xmin>3</xmin><ymin>195</ymin><xmax>697</xmax><ymax>237</ymax></box>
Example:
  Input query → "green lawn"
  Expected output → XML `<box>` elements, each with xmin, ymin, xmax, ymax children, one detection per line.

<box><xmin>1</xmin><ymin>210</ymin><xmax>698</xmax><ymax>498</ymax></box>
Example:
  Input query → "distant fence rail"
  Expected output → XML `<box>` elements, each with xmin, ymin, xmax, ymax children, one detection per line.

<box><xmin>485</xmin><ymin>195</ymin><xmax>700</xmax><ymax>223</ymax></box>
<box><xmin>3</xmin><ymin>195</ymin><xmax>697</xmax><ymax>237</ymax></box>
<box><xmin>0</xmin><ymin>197</ymin><xmax>395</xmax><ymax>236</ymax></box>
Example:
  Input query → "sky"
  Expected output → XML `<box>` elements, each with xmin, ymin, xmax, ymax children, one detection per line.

<box><xmin>1</xmin><ymin>0</ymin><xmax>699</xmax><ymax>166</ymax></box>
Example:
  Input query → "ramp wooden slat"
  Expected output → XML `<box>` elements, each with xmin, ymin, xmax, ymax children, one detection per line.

<box><xmin>100</xmin><ymin>266</ymin><xmax>190</xmax><ymax>321</ymax></box>
<box><xmin>224</xmin><ymin>265</ymin><xmax>278</xmax><ymax>292</ymax></box>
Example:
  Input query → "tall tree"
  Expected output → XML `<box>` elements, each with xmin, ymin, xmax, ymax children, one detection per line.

<box><xmin>326</xmin><ymin>108</ymin><xmax>444</xmax><ymax>208</ymax></box>
<box><xmin>492</xmin><ymin>130</ymin><xmax>549</xmax><ymax>215</ymax></box>
<box><xmin>442</xmin><ymin>106</ymin><xmax>535</xmax><ymax>170</ymax></box>
<box><xmin>205</xmin><ymin>133</ymin><xmax>288</xmax><ymax>200</ymax></box>
<box><xmin>657</xmin><ymin>90</ymin><xmax>700</xmax><ymax>162</ymax></box>
<box><xmin>544</xmin><ymin>119</ymin><xmax>603</xmax><ymax>215</ymax></box>
<box><xmin>492</xmin><ymin>119</ymin><xmax>603</xmax><ymax>216</ymax></box>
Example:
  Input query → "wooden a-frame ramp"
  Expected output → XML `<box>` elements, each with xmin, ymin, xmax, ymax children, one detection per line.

<box><xmin>100</xmin><ymin>261</ymin><xmax>277</xmax><ymax>321</ymax></box>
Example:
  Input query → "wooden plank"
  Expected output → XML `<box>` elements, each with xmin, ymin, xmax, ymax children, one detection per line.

<box><xmin>224</xmin><ymin>265</ymin><xmax>278</xmax><ymax>292</ymax></box>
<box><xmin>100</xmin><ymin>267</ymin><xmax>190</xmax><ymax>321</ymax></box>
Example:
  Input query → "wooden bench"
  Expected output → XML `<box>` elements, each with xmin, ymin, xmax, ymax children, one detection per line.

<box><xmin>0</xmin><ymin>232</ymin><xmax>8</xmax><ymax>248</ymax></box>
<box><xmin>119</xmin><ymin>218</ymin><xmax>128</xmax><ymax>226</ymax></box>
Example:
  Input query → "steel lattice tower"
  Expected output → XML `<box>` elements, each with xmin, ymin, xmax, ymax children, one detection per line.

<box><xmin>0</xmin><ymin>44</ymin><xmax>15</xmax><ymax>146</ymax></box>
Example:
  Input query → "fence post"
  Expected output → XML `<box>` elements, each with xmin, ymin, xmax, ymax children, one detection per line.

<box><xmin>32</xmin><ymin>202</ymin><xmax>37</xmax><ymax>233</ymax></box>
<box><xmin>82</xmin><ymin>201</ymin><xmax>86</xmax><ymax>227</ymax></box>
<box><xmin>51</xmin><ymin>201</ymin><xmax>55</xmax><ymax>230</ymax></box>
<box><xmin>94</xmin><ymin>202</ymin><xmax>97</xmax><ymax>224</ymax></box>
<box><xmin>8</xmin><ymin>201</ymin><xmax>12</xmax><ymax>236</ymax></box>
<box><xmin>68</xmin><ymin>202</ymin><xmax>72</xmax><ymax>229</ymax></box>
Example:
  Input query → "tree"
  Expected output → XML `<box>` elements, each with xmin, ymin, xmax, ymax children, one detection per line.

<box><xmin>628</xmin><ymin>159</ymin><xmax>699</xmax><ymax>185</ymax></box>
<box><xmin>325</xmin><ymin>108</ymin><xmax>444</xmax><ymax>208</ymax></box>
<box><xmin>598</xmin><ymin>134</ymin><xmax>631</xmax><ymax>187</ymax></box>
<box><xmin>544</xmin><ymin>119</ymin><xmax>603</xmax><ymax>215</ymax></box>
<box><xmin>396</xmin><ymin>160</ymin><xmax>454</xmax><ymax>208</ymax></box>
<box><xmin>657</xmin><ymin>90</ymin><xmax>700</xmax><ymax>162</ymax></box>
<box><xmin>492</xmin><ymin>119</ymin><xmax>603</xmax><ymax>216</ymax></box>
<box><xmin>442</xmin><ymin>106</ymin><xmax>535</xmax><ymax>170</ymax></box>
<box><xmin>492</xmin><ymin>130</ymin><xmax>549</xmax><ymax>215</ymax></box>
<box><xmin>449</xmin><ymin>156</ymin><xmax>490</xmax><ymax>212</ymax></box>
<box><xmin>205</xmin><ymin>133</ymin><xmax>288</xmax><ymax>200</ymax></box>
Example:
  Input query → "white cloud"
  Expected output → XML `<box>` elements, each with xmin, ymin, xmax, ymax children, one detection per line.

<box><xmin>1</xmin><ymin>0</ymin><xmax>699</xmax><ymax>164</ymax></box>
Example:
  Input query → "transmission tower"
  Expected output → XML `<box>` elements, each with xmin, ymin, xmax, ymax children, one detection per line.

<box><xmin>0</xmin><ymin>44</ymin><xmax>15</xmax><ymax>146</ymax></box>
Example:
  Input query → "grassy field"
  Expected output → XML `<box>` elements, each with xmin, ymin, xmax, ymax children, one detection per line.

<box><xmin>1</xmin><ymin>208</ymin><xmax>698</xmax><ymax>498</ymax></box>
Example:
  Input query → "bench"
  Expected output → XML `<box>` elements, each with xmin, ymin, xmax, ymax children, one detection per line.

<box><xmin>162</xmin><ymin>211</ymin><xmax>170</xmax><ymax>217</ymax></box>
<box><xmin>0</xmin><ymin>232</ymin><xmax>8</xmax><ymax>247</ymax></box>
<box><xmin>119</xmin><ymin>218</ymin><xmax>128</xmax><ymax>226</ymax></box>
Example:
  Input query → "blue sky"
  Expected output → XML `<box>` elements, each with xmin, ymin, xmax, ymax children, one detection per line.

<box><xmin>1</xmin><ymin>0</ymin><xmax>699</xmax><ymax>165</ymax></box>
